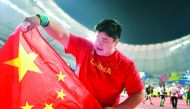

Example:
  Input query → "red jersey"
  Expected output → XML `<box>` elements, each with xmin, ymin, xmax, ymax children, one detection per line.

<box><xmin>65</xmin><ymin>34</ymin><xmax>144</xmax><ymax>107</ymax></box>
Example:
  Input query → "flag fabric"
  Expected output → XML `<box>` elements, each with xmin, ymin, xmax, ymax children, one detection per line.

<box><xmin>0</xmin><ymin>26</ymin><xmax>102</xmax><ymax>109</ymax></box>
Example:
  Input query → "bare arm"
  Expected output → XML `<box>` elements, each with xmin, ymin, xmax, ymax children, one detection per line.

<box><xmin>115</xmin><ymin>90</ymin><xmax>144</xmax><ymax>109</ymax></box>
<box><xmin>24</xmin><ymin>15</ymin><xmax>70</xmax><ymax>48</ymax></box>
<box><xmin>104</xmin><ymin>90</ymin><xmax>144</xmax><ymax>109</ymax></box>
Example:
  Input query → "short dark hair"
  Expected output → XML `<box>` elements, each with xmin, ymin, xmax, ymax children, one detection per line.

<box><xmin>94</xmin><ymin>19</ymin><xmax>122</xmax><ymax>41</ymax></box>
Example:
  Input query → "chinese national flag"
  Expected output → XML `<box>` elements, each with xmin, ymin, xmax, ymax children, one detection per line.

<box><xmin>0</xmin><ymin>26</ymin><xmax>102</xmax><ymax>109</ymax></box>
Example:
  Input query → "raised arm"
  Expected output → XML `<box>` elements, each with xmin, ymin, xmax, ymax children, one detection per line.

<box><xmin>24</xmin><ymin>15</ymin><xmax>70</xmax><ymax>48</ymax></box>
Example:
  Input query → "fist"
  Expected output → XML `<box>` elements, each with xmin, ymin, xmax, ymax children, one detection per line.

<box><xmin>23</xmin><ymin>15</ymin><xmax>41</xmax><ymax>31</ymax></box>
<box><xmin>104</xmin><ymin>107</ymin><xmax>114</xmax><ymax>109</ymax></box>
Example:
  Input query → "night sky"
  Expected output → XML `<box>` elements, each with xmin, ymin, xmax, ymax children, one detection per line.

<box><xmin>55</xmin><ymin>0</ymin><xmax>190</xmax><ymax>44</ymax></box>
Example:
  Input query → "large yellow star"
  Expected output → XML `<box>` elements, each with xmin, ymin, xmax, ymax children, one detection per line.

<box><xmin>4</xmin><ymin>44</ymin><xmax>41</xmax><ymax>82</ymax></box>
<box><xmin>57</xmin><ymin>89</ymin><xmax>66</xmax><ymax>100</ymax></box>
<box><xmin>57</xmin><ymin>72</ymin><xmax>66</xmax><ymax>81</ymax></box>
<box><xmin>43</xmin><ymin>103</ymin><xmax>54</xmax><ymax>109</ymax></box>
<box><xmin>21</xmin><ymin>102</ymin><xmax>33</xmax><ymax>109</ymax></box>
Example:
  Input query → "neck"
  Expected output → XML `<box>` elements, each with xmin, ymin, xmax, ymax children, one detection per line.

<box><xmin>105</xmin><ymin>48</ymin><xmax>116</xmax><ymax>56</ymax></box>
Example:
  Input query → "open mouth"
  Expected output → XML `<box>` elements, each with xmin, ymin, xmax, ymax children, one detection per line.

<box><xmin>97</xmin><ymin>47</ymin><xmax>103</xmax><ymax>51</ymax></box>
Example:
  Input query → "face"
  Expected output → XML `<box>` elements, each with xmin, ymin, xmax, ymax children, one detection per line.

<box><xmin>94</xmin><ymin>32</ymin><xmax>119</xmax><ymax>56</ymax></box>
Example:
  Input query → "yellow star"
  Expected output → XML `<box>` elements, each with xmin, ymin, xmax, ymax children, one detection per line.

<box><xmin>43</xmin><ymin>103</ymin><xmax>54</xmax><ymax>109</ymax></box>
<box><xmin>4</xmin><ymin>44</ymin><xmax>41</xmax><ymax>82</ymax></box>
<box><xmin>57</xmin><ymin>89</ymin><xmax>66</xmax><ymax>100</ymax></box>
<box><xmin>21</xmin><ymin>102</ymin><xmax>33</xmax><ymax>109</ymax></box>
<box><xmin>57</xmin><ymin>72</ymin><xmax>66</xmax><ymax>81</ymax></box>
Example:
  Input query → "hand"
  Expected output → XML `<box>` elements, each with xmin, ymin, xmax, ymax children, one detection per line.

<box><xmin>103</xmin><ymin>107</ymin><xmax>114</xmax><ymax>109</ymax></box>
<box><xmin>23</xmin><ymin>15</ymin><xmax>41</xmax><ymax>31</ymax></box>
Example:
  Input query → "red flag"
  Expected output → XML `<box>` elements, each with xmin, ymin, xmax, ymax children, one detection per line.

<box><xmin>0</xmin><ymin>26</ymin><xmax>102</xmax><ymax>109</ymax></box>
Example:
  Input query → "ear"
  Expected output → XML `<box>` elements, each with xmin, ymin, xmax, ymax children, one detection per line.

<box><xmin>114</xmin><ymin>39</ymin><xmax>119</xmax><ymax>47</ymax></box>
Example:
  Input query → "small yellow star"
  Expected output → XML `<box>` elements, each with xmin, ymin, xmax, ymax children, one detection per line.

<box><xmin>21</xmin><ymin>102</ymin><xmax>33</xmax><ymax>109</ymax></box>
<box><xmin>57</xmin><ymin>89</ymin><xmax>66</xmax><ymax>100</ymax></box>
<box><xmin>57</xmin><ymin>72</ymin><xmax>66</xmax><ymax>81</ymax></box>
<box><xmin>43</xmin><ymin>103</ymin><xmax>54</xmax><ymax>109</ymax></box>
